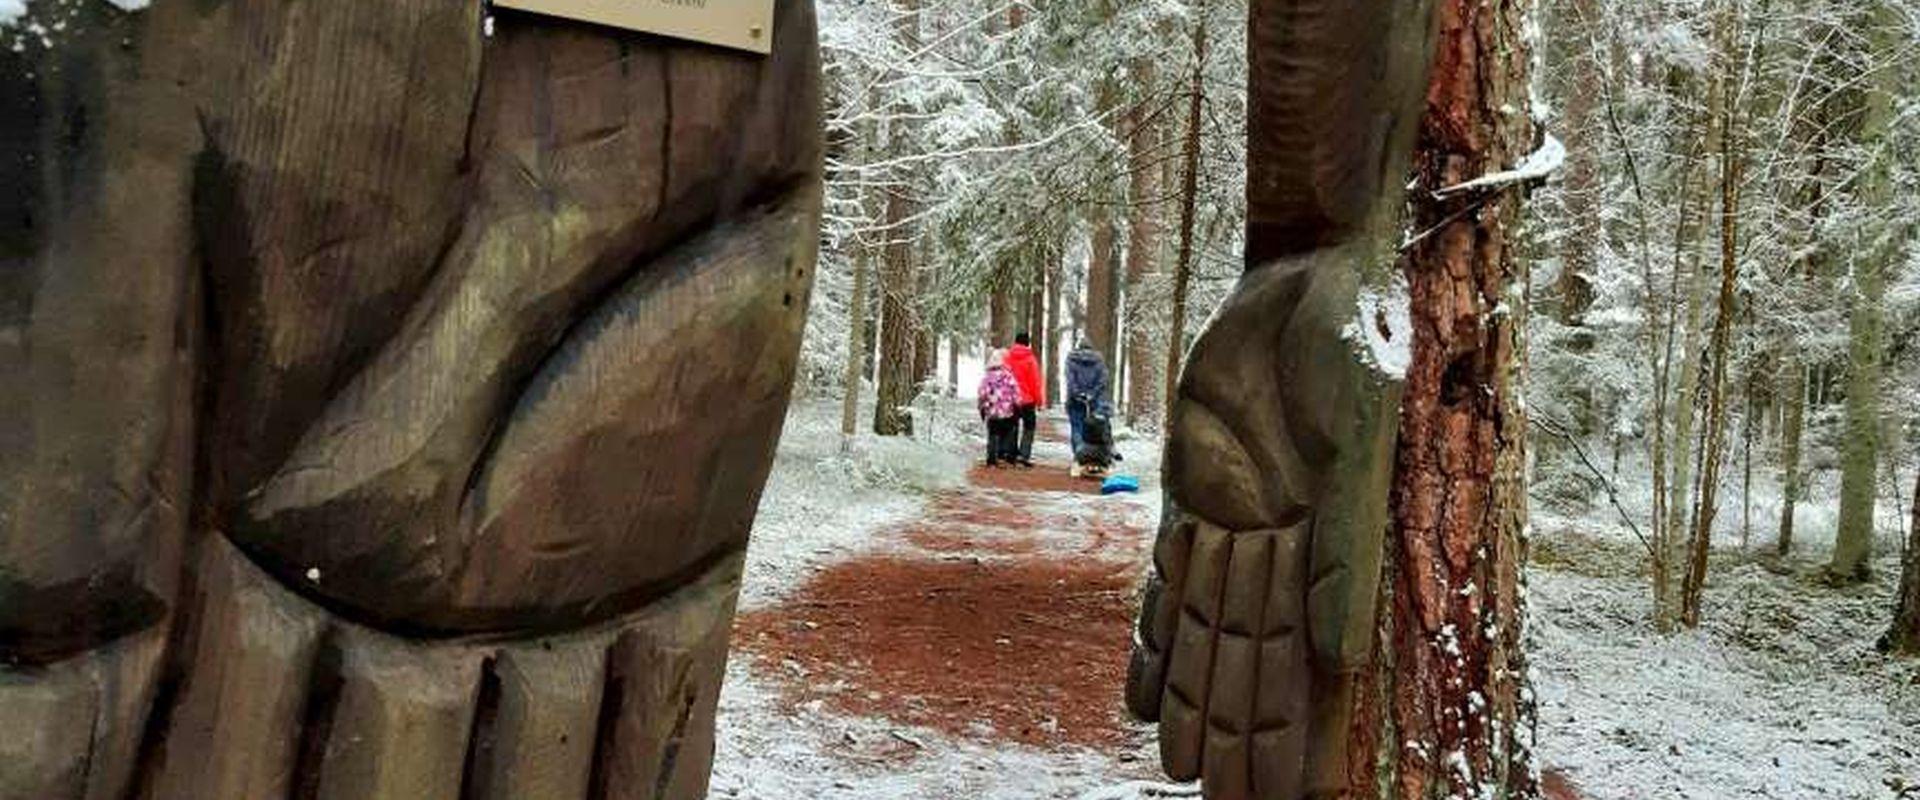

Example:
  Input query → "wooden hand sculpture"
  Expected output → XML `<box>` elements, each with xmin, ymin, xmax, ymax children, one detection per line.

<box><xmin>0</xmin><ymin>2</ymin><xmax>819</xmax><ymax>798</ymax></box>
<box><xmin>1124</xmin><ymin>2</ymin><xmax>1434</xmax><ymax>797</ymax></box>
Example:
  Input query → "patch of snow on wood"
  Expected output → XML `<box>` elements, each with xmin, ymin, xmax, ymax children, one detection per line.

<box><xmin>1344</xmin><ymin>275</ymin><xmax>1413</xmax><ymax>379</ymax></box>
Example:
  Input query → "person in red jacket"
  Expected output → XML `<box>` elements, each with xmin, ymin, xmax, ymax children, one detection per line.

<box><xmin>1004</xmin><ymin>332</ymin><xmax>1045</xmax><ymax>467</ymax></box>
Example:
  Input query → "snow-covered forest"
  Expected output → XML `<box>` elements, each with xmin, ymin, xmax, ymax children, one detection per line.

<box><xmin>730</xmin><ymin>0</ymin><xmax>1920</xmax><ymax>796</ymax></box>
<box><xmin>3</xmin><ymin>0</ymin><xmax>1917</xmax><ymax>797</ymax></box>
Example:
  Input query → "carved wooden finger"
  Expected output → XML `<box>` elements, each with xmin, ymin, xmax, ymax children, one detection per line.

<box><xmin>469</xmin><ymin>639</ymin><xmax>611</xmax><ymax>800</ymax></box>
<box><xmin>595</xmin><ymin>553</ymin><xmax>743</xmax><ymax>800</ymax></box>
<box><xmin>143</xmin><ymin>538</ymin><xmax>328</xmax><ymax>800</ymax></box>
<box><xmin>0</xmin><ymin>627</ymin><xmax>166</xmax><ymax>800</ymax></box>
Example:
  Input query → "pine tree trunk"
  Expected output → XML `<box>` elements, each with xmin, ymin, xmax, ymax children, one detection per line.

<box><xmin>1666</xmin><ymin>196</ymin><xmax>1709</xmax><ymax>586</ymax></box>
<box><xmin>1045</xmin><ymin>256</ymin><xmax>1063</xmax><ymax>407</ymax></box>
<box><xmin>1359</xmin><ymin>0</ymin><xmax>1538</xmax><ymax>794</ymax></box>
<box><xmin>1555</xmin><ymin>0</ymin><xmax>1599</xmax><ymax>332</ymax></box>
<box><xmin>841</xmin><ymin>247</ymin><xmax>871</xmax><ymax>443</ymax></box>
<box><xmin>947</xmin><ymin>337</ymin><xmax>960</xmax><ymax>397</ymax></box>
<box><xmin>914</xmin><ymin>315</ymin><xmax>935</xmax><ymax>388</ymax></box>
<box><xmin>989</xmin><ymin>265</ymin><xmax>1012</xmax><ymax>348</ymax></box>
<box><xmin>1123</xmin><ymin>60</ymin><xmax>1162</xmax><ymax>430</ymax></box>
<box><xmin>1830</xmin><ymin>0</ymin><xmax>1900</xmax><ymax>584</ymax></box>
<box><xmin>1028</xmin><ymin>262</ymin><xmax>1047</xmax><ymax>405</ymax></box>
<box><xmin>872</xmin><ymin>0</ymin><xmax>919</xmax><ymax>437</ymax></box>
<box><xmin>1887</xmin><ymin>467</ymin><xmax>1920</xmax><ymax>654</ymax></box>
<box><xmin>1654</xmin><ymin>114</ymin><xmax>1711</xmax><ymax>631</ymax></box>
<box><xmin>1741</xmin><ymin>356</ymin><xmax>1757</xmax><ymax>551</ymax></box>
<box><xmin>1164</xmin><ymin>5</ymin><xmax>1207</xmax><ymax>422</ymax></box>
<box><xmin>874</xmin><ymin>186</ymin><xmax>917</xmax><ymax>436</ymax></box>
<box><xmin>1776</xmin><ymin>361</ymin><xmax>1806</xmax><ymax>555</ymax></box>
<box><xmin>1087</xmin><ymin>216</ymin><xmax>1119</xmax><ymax>405</ymax></box>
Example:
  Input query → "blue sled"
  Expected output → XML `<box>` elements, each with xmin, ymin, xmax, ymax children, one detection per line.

<box><xmin>1101</xmin><ymin>475</ymin><xmax>1141</xmax><ymax>495</ymax></box>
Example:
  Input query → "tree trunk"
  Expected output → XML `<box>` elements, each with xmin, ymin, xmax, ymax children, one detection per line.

<box><xmin>874</xmin><ymin>186</ymin><xmax>917</xmax><ymax>436</ymax></box>
<box><xmin>1369</xmin><ymin>0</ymin><xmax>1538</xmax><ymax>794</ymax></box>
<box><xmin>1028</xmin><ymin>261</ymin><xmax>1047</xmax><ymax>406</ymax></box>
<box><xmin>1679</xmin><ymin>4</ymin><xmax>1745</xmax><ymax>628</ymax></box>
<box><xmin>1887</xmin><ymin>467</ymin><xmax>1920</xmax><ymax>654</ymax></box>
<box><xmin>862</xmin><ymin>293</ymin><xmax>879</xmax><ymax>382</ymax></box>
<box><xmin>1830</xmin><ymin>0</ymin><xmax>1900</xmax><ymax>584</ymax></box>
<box><xmin>1164</xmin><ymin>5</ymin><xmax>1207</xmax><ymax>422</ymax></box>
<box><xmin>1087</xmin><ymin>217</ymin><xmax>1119</xmax><ymax>406</ymax></box>
<box><xmin>947</xmin><ymin>337</ymin><xmax>960</xmax><ymax>397</ymax></box>
<box><xmin>1776</xmin><ymin>361</ymin><xmax>1806</xmax><ymax>555</ymax></box>
<box><xmin>1045</xmin><ymin>255</ymin><xmax>1063</xmax><ymax>407</ymax></box>
<box><xmin>1741</xmin><ymin>355</ymin><xmax>1757</xmax><ymax>551</ymax></box>
<box><xmin>1655</xmin><ymin>106</ymin><xmax>1711</xmax><ymax>631</ymax></box>
<box><xmin>1122</xmin><ymin>60</ymin><xmax>1162</xmax><ymax>430</ymax></box>
<box><xmin>874</xmin><ymin>0</ymin><xmax>920</xmax><ymax>437</ymax></box>
<box><xmin>988</xmin><ymin>264</ymin><xmax>1013</xmax><ymax>348</ymax></box>
<box><xmin>1555</xmin><ymin>0</ymin><xmax>1599</xmax><ymax>332</ymax></box>
<box><xmin>914</xmin><ymin>317</ymin><xmax>936</xmax><ymax>388</ymax></box>
<box><xmin>1666</xmin><ymin>193</ymin><xmax>1710</xmax><ymax>588</ymax></box>
<box><xmin>841</xmin><ymin>247</ymin><xmax>871</xmax><ymax>444</ymax></box>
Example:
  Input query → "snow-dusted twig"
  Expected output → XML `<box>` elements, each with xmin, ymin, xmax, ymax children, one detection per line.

<box><xmin>1432</xmin><ymin>134</ymin><xmax>1567</xmax><ymax>198</ymax></box>
<box><xmin>1532</xmin><ymin>415</ymin><xmax>1654</xmax><ymax>558</ymax></box>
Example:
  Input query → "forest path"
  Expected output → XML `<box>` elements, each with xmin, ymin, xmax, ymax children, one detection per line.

<box><xmin>733</xmin><ymin>417</ymin><xmax>1159</xmax><ymax>754</ymax></box>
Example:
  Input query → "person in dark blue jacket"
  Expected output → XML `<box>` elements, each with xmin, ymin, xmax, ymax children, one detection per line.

<box><xmin>1064</xmin><ymin>341</ymin><xmax>1110</xmax><ymax>469</ymax></box>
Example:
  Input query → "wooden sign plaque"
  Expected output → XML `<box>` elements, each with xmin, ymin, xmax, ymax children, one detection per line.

<box><xmin>493</xmin><ymin>0</ymin><xmax>776</xmax><ymax>54</ymax></box>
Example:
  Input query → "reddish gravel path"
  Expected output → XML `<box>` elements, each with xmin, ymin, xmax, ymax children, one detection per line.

<box><xmin>734</xmin><ymin>442</ymin><xmax>1150</xmax><ymax>750</ymax></box>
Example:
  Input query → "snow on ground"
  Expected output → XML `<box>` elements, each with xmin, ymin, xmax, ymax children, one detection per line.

<box><xmin>1531</xmin><ymin>518</ymin><xmax>1920</xmax><ymax>799</ymax></box>
<box><xmin>723</xmin><ymin>393</ymin><xmax>1916</xmax><ymax>799</ymax></box>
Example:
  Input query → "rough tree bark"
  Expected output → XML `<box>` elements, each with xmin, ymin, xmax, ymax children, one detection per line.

<box><xmin>874</xmin><ymin>183</ymin><xmax>918</xmax><ymax>436</ymax></box>
<box><xmin>1887</xmin><ymin>467</ymin><xmax>1920</xmax><ymax>654</ymax></box>
<box><xmin>1370</xmin><ymin>0</ymin><xmax>1539</xmax><ymax>793</ymax></box>
<box><xmin>1829</xmin><ymin>0</ymin><xmax>1900</xmax><ymax>584</ymax></box>
<box><xmin>989</xmin><ymin>263</ymin><xmax>1014</xmax><ymax>347</ymax></box>
<box><xmin>1088</xmin><ymin>216</ymin><xmax>1120</xmax><ymax>405</ymax></box>
<box><xmin>873</xmin><ymin>0</ymin><xmax>921</xmax><ymax>437</ymax></box>
<box><xmin>1164</xmin><ymin>3</ymin><xmax>1208</xmax><ymax>421</ymax></box>
<box><xmin>1555</xmin><ymin>0</ymin><xmax>1599</xmax><ymax>331</ymax></box>
<box><xmin>1123</xmin><ymin>60</ymin><xmax>1163</xmax><ymax>430</ymax></box>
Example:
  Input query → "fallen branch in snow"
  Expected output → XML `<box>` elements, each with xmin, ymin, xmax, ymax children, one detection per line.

<box><xmin>1532</xmin><ymin>415</ymin><xmax>1655</xmax><ymax>559</ymax></box>
<box><xmin>888</xmin><ymin>730</ymin><xmax>927</xmax><ymax>750</ymax></box>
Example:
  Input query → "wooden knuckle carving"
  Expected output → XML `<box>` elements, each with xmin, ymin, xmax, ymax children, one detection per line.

<box><xmin>1</xmin><ymin>1</ymin><xmax>821</xmax><ymax>797</ymax></box>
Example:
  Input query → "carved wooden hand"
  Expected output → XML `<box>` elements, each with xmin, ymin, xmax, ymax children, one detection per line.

<box><xmin>1123</xmin><ymin>2</ymin><xmax>1434</xmax><ymax>797</ymax></box>
<box><xmin>1</xmin><ymin>2</ymin><xmax>819</xmax><ymax>798</ymax></box>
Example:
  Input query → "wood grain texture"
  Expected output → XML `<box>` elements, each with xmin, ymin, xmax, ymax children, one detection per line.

<box><xmin>2</xmin><ymin>0</ymin><xmax>821</xmax><ymax>795</ymax></box>
<box><xmin>0</xmin><ymin>627</ymin><xmax>165</xmax><ymax>800</ymax></box>
<box><xmin>466</xmin><ymin>637</ymin><xmax>611</xmax><ymax>800</ymax></box>
<box><xmin>142</xmin><ymin>537</ymin><xmax>327</xmax><ymax>800</ymax></box>
<box><xmin>596</xmin><ymin>554</ymin><xmax>743</xmax><ymax>800</ymax></box>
